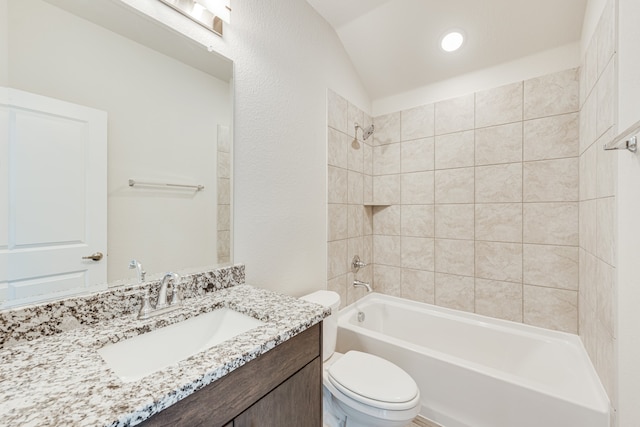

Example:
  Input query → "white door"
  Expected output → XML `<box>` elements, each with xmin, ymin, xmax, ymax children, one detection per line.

<box><xmin>0</xmin><ymin>87</ymin><xmax>107</xmax><ymax>307</ymax></box>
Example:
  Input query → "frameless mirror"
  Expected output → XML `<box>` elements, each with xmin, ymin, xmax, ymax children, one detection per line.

<box><xmin>0</xmin><ymin>0</ymin><xmax>233</xmax><ymax>308</ymax></box>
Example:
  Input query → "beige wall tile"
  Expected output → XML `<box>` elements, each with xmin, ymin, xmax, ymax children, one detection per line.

<box><xmin>523</xmin><ymin>113</ymin><xmax>579</xmax><ymax>161</ymax></box>
<box><xmin>402</xmin><ymin>237</ymin><xmax>435</xmax><ymax>271</ymax></box>
<box><xmin>523</xmin><ymin>244</ymin><xmax>578</xmax><ymax>290</ymax></box>
<box><xmin>596</xmin><ymin>259</ymin><xmax>615</xmax><ymax>337</ymax></box>
<box><xmin>435</xmin><ymin>239</ymin><xmax>474</xmax><ymax>276</ymax></box>
<box><xmin>217</xmin><ymin>231</ymin><xmax>230</xmax><ymax>258</ymax></box>
<box><xmin>524</xmin><ymin>158</ymin><xmax>578</xmax><ymax>202</ymax></box>
<box><xmin>327</xmin><ymin>274</ymin><xmax>348</xmax><ymax>309</ymax></box>
<box><xmin>217</xmin><ymin>152</ymin><xmax>230</xmax><ymax>179</ymax></box>
<box><xmin>364</xmin><ymin>206</ymin><xmax>374</xmax><ymax>235</ymax></box>
<box><xmin>475</xmin><ymin>279</ymin><xmax>523</xmax><ymax>322</ymax></box>
<box><xmin>475</xmin><ymin>122</ymin><xmax>522</xmax><ymax>166</ymax></box>
<box><xmin>373</xmin><ymin>143</ymin><xmax>401</xmax><ymax>175</ymax></box>
<box><xmin>364</xmin><ymin>142</ymin><xmax>373</xmax><ymax>175</ymax></box>
<box><xmin>328</xmin><ymin>204</ymin><xmax>348</xmax><ymax>241</ymax></box>
<box><xmin>596</xmin><ymin>60</ymin><xmax>616</xmax><ymax>139</ymax></box>
<box><xmin>435</xmin><ymin>130</ymin><xmax>475</xmax><ymax>169</ymax></box>
<box><xmin>401</xmin><ymin>138</ymin><xmax>435</xmax><ymax>173</ymax></box>
<box><xmin>328</xmin><ymin>90</ymin><xmax>348</xmax><ymax>133</ymax></box>
<box><xmin>476</xmin><ymin>82</ymin><xmax>523</xmax><ymax>128</ymax></box>
<box><xmin>363</xmin><ymin>235</ymin><xmax>373</xmax><ymax>267</ymax></box>
<box><xmin>523</xmin><ymin>285</ymin><xmax>578</xmax><ymax>333</ymax></box>
<box><xmin>373</xmin><ymin>174</ymin><xmax>401</xmax><ymax>204</ymax></box>
<box><xmin>435</xmin><ymin>273</ymin><xmax>475</xmax><ymax>311</ymax></box>
<box><xmin>348</xmin><ymin>138</ymin><xmax>364</xmax><ymax>173</ymax></box>
<box><xmin>475</xmin><ymin>163</ymin><xmax>522</xmax><ymax>203</ymax></box>
<box><xmin>524</xmin><ymin>68</ymin><xmax>579</xmax><ymax>120</ymax></box>
<box><xmin>374</xmin><ymin>265</ymin><xmax>402</xmax><ymax>296</ymax></box>
<box><xmin>401</xmin><ymin>205</ymin><xmax>435</xmax><ymax>237</ymax></box>
<box><xmin>580</xmin><ymin>143</ymin><xmax>598</xmax><ymax>201</ymax></box>
<box><xmin>328</xmin><ymin>166</ymin><xmax>348</xmax><ymax>203</ymax></box>
<box><xmin>583</xmin><ymin>37</ymin><xmax>598</xmax><ymax>105</ymax></box>
<box><xmin>348</xmin><ymin>103</ymin><xmax>365</xmax><ymax>141</ymax></box>
<box><xmin>475</xmin><ymin>203</ymin><xmax>522</xmax><ymax>242</ymax></box>
<box><xmin>579</xmin><ymin>200</ymin><xmax>597</xmax><ymax>254</ymax></box>
<box><xmin>435</xmin><ymin>93</ymin><xmax>475</xmax><ymax>135</ymax></box>
<box><xmin>596</xmin><ymin>0</ymin><xmax>616</xmax><ymax>77</ymax></box>
<box><xmin>328</xmin><ymin>128</ymin><xmax>348</xmax><ymax>168</ymax></box>
<box><xmin>328</xmin><ymin>239</ymin><xmax>348</xmax><ymax>279</ymax></box>
<box><xmin>348</xmin><ymin>170</ymin><xmax>364</xmax><ymax>205</ymax></box>
<box><xmin>596</xmin><ymin>197</ymin><xmax>615</xmax><ymax>266</ymax></box>
<box><xmin>348</xmin><ymin>205</ymin><xmax>364</xmax><ymax>239</ymax></box>
<box><xmin>401</xmin><ymin>104</ymin><xmax>435</xmax><ymax>141</ymax></box>
<box><xmin>364</xmin><ymin>174</ymin><xmax>373</xmax><ymax>204</ymax></box>
<box><xmin>596</xmin><ymin>129</ymin><xmax>617</xmax><ymax>198</ymax></box>
<box><xmin>475</xmin><ymin>241</ymin><xmax>522</xmax><ymax>282</ymax></box>
<box><xmin>582</xmin><ymin>250</ymin><xmax>599</xmax><ymax>313</ymax></box>
<box><xmin>402</xmin><ymin>171</ymin><xmax>435</xmax><ymax>204</ymax></box>
<box><xmin>217</xmin><ymin>205</ymin><xmax>231</xmax><ymax>231</ymax></box>
<box><xmin>401</xmin><ymin>269</ymin><xmax>435</xmax><ymax>303</ymax></box>
<box><xmin>217</xmin><ymin>178</ymin><xmax>230</xmax><ymax>204</ymax></box>
<box><xmin>580</xmin><ymin>92</ymin><xmax>598</xmax><ymax>153</ymax></box>
<box><xmin>435</xmin><ymin>204</ymin><xmax>474</xmax><ymax>240</ymax></box>
<box><xmin>435</xmin><ymin>167</ymin><xmax>474</xmax><ymax>203</ymax></box>
<box><xmin>524</xmin><ymin>202</ymin><xmax>578</xmax><ymax>245</ymax></box>
<box><xmin>348</xmin><ymin>237</ymin><xmax>364</xmax><ymax>266</ymax></box>
<box><xmin>373</xmin><ymin>205</ymin><xmax>401</xmax><ymax>235</ymax></box>
<box><xmin>374</xmin><ymin>112</ymin><xmax>401</xmax><ymax>145</ymax></box>
<box><xmin>373</xmin><ymin>235</ymin><xmax>401</xmax><ymax>266</ymax></box>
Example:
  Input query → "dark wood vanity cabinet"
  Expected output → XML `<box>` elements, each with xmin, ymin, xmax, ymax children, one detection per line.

<box><xmin>140</xmin><ymin>322</ymin><xmax>322</xmax><ymax>427</ymax></box>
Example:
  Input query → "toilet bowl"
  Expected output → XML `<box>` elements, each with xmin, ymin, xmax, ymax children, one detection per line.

<box><xmin>302</xmin><ymin>291</ymin><xmax>420</xmax><ymax>427</ymax></box>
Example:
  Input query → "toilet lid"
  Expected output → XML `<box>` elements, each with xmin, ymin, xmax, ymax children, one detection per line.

<box><xmin>327</xmin><ymin>351</ymin><xmax>418</xmax><ymax>409</ymax></box>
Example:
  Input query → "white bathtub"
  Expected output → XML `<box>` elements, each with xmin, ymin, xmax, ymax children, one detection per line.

<box><xmin>336</xmin><ymin>293</ymin><xmax>609</xmax><ymax>427</ymax></box>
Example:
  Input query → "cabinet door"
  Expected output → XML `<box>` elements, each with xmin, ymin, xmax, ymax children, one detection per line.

<box><xmin>234</xmin><ymin>357</ymin><xmax>321</xmax><ymax>427</ymax></box>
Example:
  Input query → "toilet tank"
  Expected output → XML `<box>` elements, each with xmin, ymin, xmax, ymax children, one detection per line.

<box><xmin>301</xmin><ymin>290</ymin><xmax>340</xmax><ymax>361</ymax></box>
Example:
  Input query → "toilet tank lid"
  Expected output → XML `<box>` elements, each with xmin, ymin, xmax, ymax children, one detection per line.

<box><xmin>300</xmin><ymin>290</ymin><xmax>340</xmax><ymax>311</ymax></box>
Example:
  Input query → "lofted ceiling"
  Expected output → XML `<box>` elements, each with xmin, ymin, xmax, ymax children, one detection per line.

<box><xmin>306</xmin><ymin>0</ymin><xmax>587</xmax><ymax>100</ymax></box>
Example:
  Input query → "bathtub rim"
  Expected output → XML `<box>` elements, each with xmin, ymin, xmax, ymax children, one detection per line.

<box><xmin>337</xmin><ymin>292</ymin><xmax>610</xmax><ymax>415</ymax></box>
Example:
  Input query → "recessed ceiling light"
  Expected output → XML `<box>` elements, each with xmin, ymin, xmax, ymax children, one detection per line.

<box><xmin>441</xmin><ymin>31</ymin><xmax>465</xmax><ymax>52</ymax></box>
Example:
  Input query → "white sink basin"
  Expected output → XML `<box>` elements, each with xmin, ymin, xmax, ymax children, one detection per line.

<box><xmin>98</xmin><ymin>308</ymin><xmax>265</xmax><ymax>382</ymax></box>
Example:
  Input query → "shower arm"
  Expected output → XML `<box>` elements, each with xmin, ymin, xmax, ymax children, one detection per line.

<box><xmin>354</xmin><ymin>122</ymin><xmax>375</xmax><ymax>141</ymax></box>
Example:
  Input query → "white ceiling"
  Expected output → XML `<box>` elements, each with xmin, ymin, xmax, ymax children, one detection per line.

<box><xmin>307</xmin><ymin>0</ymin><xmax>587</xmax><ymax>100</ymax></box>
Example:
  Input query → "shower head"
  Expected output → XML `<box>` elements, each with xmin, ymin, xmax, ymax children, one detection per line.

<box><xmin>355</xmin><ymin>123</ymin><xmax>375</xmax><ymax>141</ymax></box>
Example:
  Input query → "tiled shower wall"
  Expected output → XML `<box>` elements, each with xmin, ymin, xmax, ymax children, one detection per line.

<box><xmin>578</xmin><ymin>0</ymin><xmax>617</xmax><ymax>417</ymax></box>
<box><xmin>369</xmin><ymin>68</ymin><xmax>581</xmax><ymax>333</ymax></box>
<box><xmin>327</xmin><ymin>90</ymin><xmax>375</xmax><ymax>308</ymax></box>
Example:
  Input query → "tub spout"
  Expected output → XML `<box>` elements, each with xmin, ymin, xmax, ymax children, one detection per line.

<box><xmin>353</xmin><ymin>280</ymin><xmax>372</xmax><ymax>292</ymax></box>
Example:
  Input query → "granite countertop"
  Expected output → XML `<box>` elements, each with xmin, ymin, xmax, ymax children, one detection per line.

<box><xmin>0</xmin><ymin>284</ymin><xmax>328</xmax><ymax>427</ymax></box>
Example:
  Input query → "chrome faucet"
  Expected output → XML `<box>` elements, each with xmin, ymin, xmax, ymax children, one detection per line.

<box><xmin>353</xmin><ymin>280</ymin><xmax>372</xmax><ymax>293</ymax></box>
<box><xmin>137</xmin><ymin>272</ymin><xmax>182</xmax><ymax>319</ymax></box>
<box><xmin>129</xmin><ymin>259</ymin><xmax>146</xmax><ymax>283</ymax></box>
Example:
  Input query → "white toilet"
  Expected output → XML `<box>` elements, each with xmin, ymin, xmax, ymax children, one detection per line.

<box><xmin>302</xmin><ymin>291</ymin><xmax>421</xmax><ymax>427</ymax></box>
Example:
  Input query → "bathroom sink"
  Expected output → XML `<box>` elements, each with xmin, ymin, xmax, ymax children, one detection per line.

<box><xmin>97</xmin><ymin>308</ymin><xmax>265</xmax><ymax>382</ymax></box>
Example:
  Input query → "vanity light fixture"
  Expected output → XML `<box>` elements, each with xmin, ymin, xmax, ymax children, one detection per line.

<box><xmin>440</xmin><ymin>30</ymin><xmax>465</xmax><ymax>52</ymax></box>
<box><xmin>158</xmin><ymin>0</ymin><xmax>231</xmax><ymax>37</ymax></box>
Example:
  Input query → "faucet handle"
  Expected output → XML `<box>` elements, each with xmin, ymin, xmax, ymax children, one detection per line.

<box><xmin>138</xmin><ymin>289</ymin><xmax>153</xmax><ymax>319</ymax></box>
<box><xmin>170</xmin><ymin>274</ymin><xmax>183</xmax><ymax>306</ymax></box>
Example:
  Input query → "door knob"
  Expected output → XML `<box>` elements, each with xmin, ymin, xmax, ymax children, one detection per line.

<box><xmin>82</xmin><ymin>252</ymin><xmax>104</xmax><ymax>261</ymax></box>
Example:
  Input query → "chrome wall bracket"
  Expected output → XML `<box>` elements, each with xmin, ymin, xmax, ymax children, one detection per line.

<box><xmin>603</xmin><ymin>135</ymin><xmax>637</xmax><ymax>153</ymax></box>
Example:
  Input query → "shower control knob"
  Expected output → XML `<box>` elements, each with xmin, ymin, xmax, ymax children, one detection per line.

<box><xmin>352</xmin><ymin>255</ymin><xmax>368</xmax><ymax>272</ymax></box>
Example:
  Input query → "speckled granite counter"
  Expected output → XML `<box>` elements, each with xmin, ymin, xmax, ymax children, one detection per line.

<box><xmin>0</xmin><ymin>284</ymin><xmax>328</xmax><ymax>427</ymax></box>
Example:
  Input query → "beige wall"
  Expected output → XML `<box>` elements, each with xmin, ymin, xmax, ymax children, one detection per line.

<box><xmin>328</xmin><ymin>68</ymin><xmax>581</xmax><ymax>333</ymax></box>
<box><xmin>578</xmin><ymin>0</ymin><xmax>617</xmax><ymax>421</ymax></box>
<box><xmin>326</xmin><ymin>90</ymin><xmax>374</xmax><ymax>308</ymax></box>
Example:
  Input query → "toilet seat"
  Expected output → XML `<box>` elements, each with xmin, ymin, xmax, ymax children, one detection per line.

<box><xmin>327</xmin><ymin>351</ymin><xmax>419</xmax><ymax>411</ymax></box>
